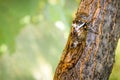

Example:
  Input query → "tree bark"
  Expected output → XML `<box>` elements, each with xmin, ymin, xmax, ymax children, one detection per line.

<box><xmin>54</xmin><ymin>0</ymin><xmax>120</xmax><ymax>80</ymax></box>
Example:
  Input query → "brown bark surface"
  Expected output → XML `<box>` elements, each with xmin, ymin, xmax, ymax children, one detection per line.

<box><xmin>54</xmin><ymin>0</ymin><xmax>120</xmax><ymax>80</ymax></box>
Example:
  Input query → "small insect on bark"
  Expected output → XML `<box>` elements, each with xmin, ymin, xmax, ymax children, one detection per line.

<box><xmin>54</xmin><ymin>18</ymin><xmax>90</xmax><ymax>80</ymax></box>
<box><xmin>60</xmin><ymin>20</ymin><xmax>88</xmax><ymax>72</ymax></box>
<box><xmin>71</xmin><ymin>20</ymin><xmax>88</xmax><ymax>48</ymax></box>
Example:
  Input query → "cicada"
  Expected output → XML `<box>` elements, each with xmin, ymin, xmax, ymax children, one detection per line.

<box><xmin>53</xmin><ymin>13</ymin><xmax>97</xmax><ymax>80</ymax></box>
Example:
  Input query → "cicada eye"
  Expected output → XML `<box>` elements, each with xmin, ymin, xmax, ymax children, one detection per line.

<box><xmin>83</xmin><ymin>26</ymin><xmax>87</xmax><ymax>30</ymax></box>
<box><xmin>78</xmin><ymin>20</ymin><xmax>84</xmax><ymax>26</ymax></box>
<box><xmin>79</xmin><ymin>20</ymin><xmax>83</xmax><ymax>24</ymax></box>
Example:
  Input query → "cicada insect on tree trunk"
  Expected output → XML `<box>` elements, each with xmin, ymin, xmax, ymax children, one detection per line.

<box><xmin>54</xmin><ymin>0</ymin><xmax>119</xmax><ymax>80</ymax></box>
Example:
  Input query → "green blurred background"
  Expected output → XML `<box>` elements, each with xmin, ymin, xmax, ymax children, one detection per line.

<box><xmin>0</xmin><ymin>0</ymin><xmax>119</xmax><ymax>80</ymax></box>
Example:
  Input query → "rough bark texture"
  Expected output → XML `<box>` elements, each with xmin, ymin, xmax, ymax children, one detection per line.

<box><xmin>54</xmin><ymin>0</ymin><xmax>120</xmax><ymax>80</ymax></box>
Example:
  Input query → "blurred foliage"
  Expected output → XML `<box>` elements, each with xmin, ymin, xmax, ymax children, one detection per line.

<box><xmin>0</xmin><ymin>0</ymin><xmax>39</xmax><ymax>53</ymax></box>
<box><xmin>0</xmin><ymin>0</ymin><xmax>119</xmax><ymax>80</ymax></box>
<box><xmin>110</xmin><ymin>39</ymin><xmax>120</xmax><ymax>80</ymax></box>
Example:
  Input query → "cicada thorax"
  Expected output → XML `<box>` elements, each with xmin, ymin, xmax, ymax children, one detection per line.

<box><xmin>71</xmin><ymin>19</ymin><xmax>88</xmax><ymax>46</ymax></box>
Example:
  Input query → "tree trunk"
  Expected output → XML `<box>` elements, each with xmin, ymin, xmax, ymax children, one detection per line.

<box><xmin>54</xmin><ymin>0</ymin><xmax>120</xmax><ymax>80</ymax></box>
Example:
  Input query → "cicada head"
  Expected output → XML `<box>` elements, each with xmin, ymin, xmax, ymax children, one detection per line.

<box><xmin>72</xmin><ymin>20</ymin><xmax>88</xmax><ymax>42</ymax></box>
